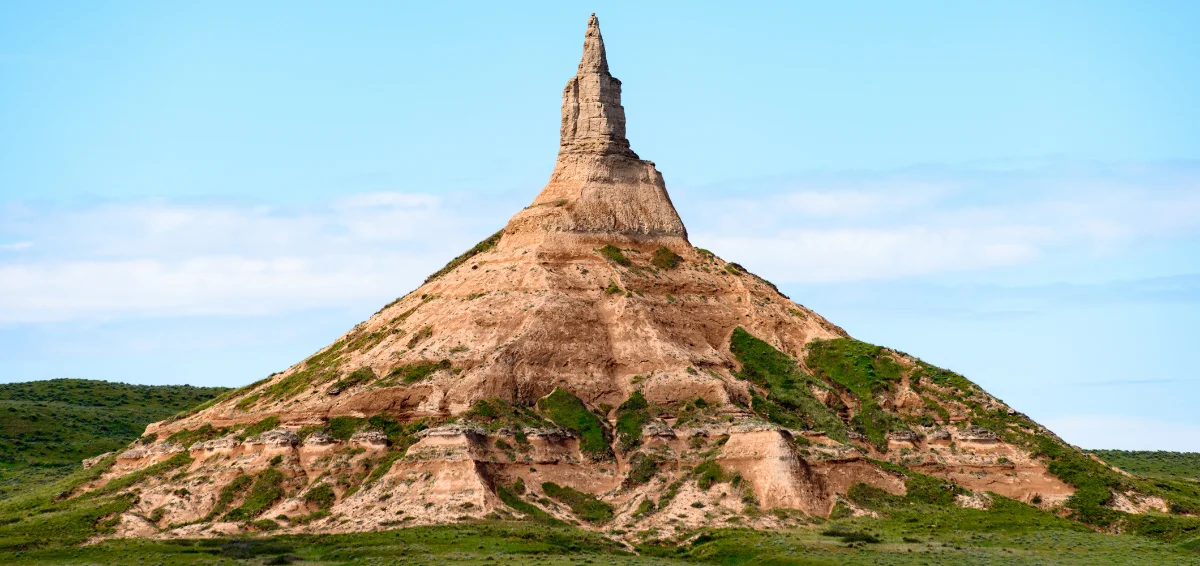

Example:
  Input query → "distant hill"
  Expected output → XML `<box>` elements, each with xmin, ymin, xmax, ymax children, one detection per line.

<box><xmin>0</xmin><ymin>378</ymin><xmax>228</xmax><ymax>499</ymax></box>
<box><xmin>1090</xmin><ymin>450</ymin><xmax>1200</xmax><ymax>482</ymax></box>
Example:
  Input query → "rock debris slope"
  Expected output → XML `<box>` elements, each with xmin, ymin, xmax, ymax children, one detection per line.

<box><xmin>80</xmin><ymin>14</ymin><xmax>1168</xmax><ymax>541</ymax></box>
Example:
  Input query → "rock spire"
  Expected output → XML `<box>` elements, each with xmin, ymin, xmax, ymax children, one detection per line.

<box><xmin>502</xmin><ymin>13</ymin><xmax>687</xmax><ymax>244</ymax></box>
<box><xmin>559</xmin><ymin>14</ymin><xmax>637</xmax><ymax>158</ymax></box>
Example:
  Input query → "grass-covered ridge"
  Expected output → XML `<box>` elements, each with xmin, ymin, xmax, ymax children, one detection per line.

<box><xmin>1090</xmin><ymin>450</ymin><xmax>1200</xmax><ymax>481</ymax></box>
<box><xmin>729</xmin><ymin>328</ymin><xmax>847</xmax><ymax>441</ymax></box>
<box><xmin>804</xmin><ymin>338</ymin><xmax>909</xmax><ymax>450</ymax></box>
<box><xmin>424</xmin><ymin>228</ymin><xmax>504</xmax><ymax>284</ymax></box>
<box><xmin>0</xmin><ymin>379</ymin><xmax>226</xmax><ymax>501</ymax></box>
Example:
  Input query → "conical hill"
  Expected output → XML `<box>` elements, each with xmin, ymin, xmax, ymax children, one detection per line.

<box><xmin>75</xmin><ymin>14</ymin><xmax>1186</xmax><ymax>541</ymax></box>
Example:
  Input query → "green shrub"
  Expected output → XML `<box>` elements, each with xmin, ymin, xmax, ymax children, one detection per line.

<box><xmin>384</xmin><ymin>359</ymin><xmax>450</xmax><ymax>385</ymax></box>
<box><xmin>614</xmin><ymin>392</ymin><xmax>649</xmax><ymax>451</ymax></box>
<box><xmin>536</xmin><ymin>388</ymin><xmax>610</xmax><ymax>459</ymax></box>
<box><xmin>598</xmin><ymin>245</ymin><xmax>631</xmax><ymax>266</ymax></box>
<box><xmin>692</xmin><ymin>460</ymin><xmax>728</xmax><ymax>491</ymax></box>
<box><xmin>651</xmin><ymin>247</ymin><xmax>681</xmax><ymax>269</ymax></box>
<box><xmin>331</xmin><ymin>367</ymin><xmax>376</xmax><ymax>392</ymax></box>
<box><xmin>209</xmin><ymin>474</ymin><xmax>253</xmax><ymax>519</ymax></box>
<box><xmin>328</xmin><ymin>416</ymin><xmax>365</xmax><ymax>441</ymax></box>
<box><xmin>623</xmin><ymin>452</ymin><xmax>659</xmax><ymax>488</ymax></box>
<box><xmin>804</xmin><ymin>338</ymin><xmax>907</xmax><ymax>450</ymax></box>
<box><xmin>303</xmin><ymin>483</ymin><xmax>336</xmax><ymax>510</ymax></box>
<box><xmin>238</xmin><ymin>416</ymin><xmax>280</xmax><ymax>440</ymax></box>
<box><xmin>166</xmin><ymin>424</ymin><xmax>224</xmax><ymax>447</ymax></box>
<box><xmin>460</xmin><ymin>399</ymin><xmax>547</xmax><ymax>433</ymax></box>
<box><xmin>224</xmin><ymin>468</ymin><xmax>286</xmax><ymax>521</ymax></box>
<box><xmin>496</xmin><ymin>484</ymin><xmax>562</xmax><ymax>525</ymax></box>
<box><xmin>541</xmin><ymin>482</ymin><xmax>613</xmax><ymax>524</ymax></box>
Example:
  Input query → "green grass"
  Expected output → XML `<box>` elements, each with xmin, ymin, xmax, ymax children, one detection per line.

<box><xmin>729</xmin><ymin>327</ymin><xmax>847</xmax><ymax>440</ymax></box>
<box><xmin>0</xmin><ymin>379</ymin><xmax>225</xmax><ymax>500</ymax></box>
<box><xmin>85</xmin><ymin>452</ymin><xmax>193</xmax><ymax>499</ymax></box>
<box><xmin>651</xmin><ymin>247</ymin><xmax>681</xmax><ymax>269</ymax></box>
<box><xmin>424</xmin><ymin>229</ymin><xmax>504</xmax><ymax>283</ymax></box>
<box><xmin>496</xmin><ymin>485</ymin><xmax>563</xmax><ymax>525</ymax></box>
<box><xmin>598</xmin><ymin>244</ymin><xmax>632</xmax><ymax>266</ymax></box>
<box><xmin>223</xmin><ymin>468</ymin><xmax>286</xmax><ymax>522</ymax></box>
<box><xmin>263</xmin><ymin>340</ymin><xmax>344</xmax><ymax>400</ymax></box>
<box><xmin>302</xmin><ymin>483</ymin><xmax>335</xmax><ymax>510</ymax></box>
<box><xmin>381</xmin><ymin>359</ymin><xmax>450</xmax><ymax>385</ymax></box>
<box><xmin>207</xmin><ymin>474</ymin><xmax>253</xmax><ymax>520</ymax></box>
<box><xmin>692</xmin><ymin>460</ymin><xmax>729</xmax><ymax>491</ymax></box>
<box><xmin>804</xmin><ymin>338</ymin><xmax>907</xmax><ymax>450</ymax></box>
<box><xmin>541</xmin><ymin>482</ymin><xmax>614</xmax><ymax>524</ymax></box>
<box><xmin>329</xmin><ymin>366</ymin><xmax>376</xmax><ymax>392</ymax></box>
<box><xmin>236</xmin><ymin>416</ymin><xmax>280</xmax><ymax>440</ymax></box>
<box><xmin>615</xmin><ymin>392</ymin><xmax>650</xmax><ymax>451</ymax></box>
<box><xmin>1090</xmin><ymin>450</ymin><xmax>1200</xmax><ymax>481</ymax></box>
<box><xmin>623</xmin><ymin>452</ymin><xmax>660</xmax><ymax>488</ymax></box>
<box><xmin>536</xmin><ymin>388</ymin><xmax>611</xmax><ymax>459</ymax></box>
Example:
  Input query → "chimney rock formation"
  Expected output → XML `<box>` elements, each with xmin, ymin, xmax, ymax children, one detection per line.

<box><xmin>73</xmin><ymin>14</ymin><xmax>1136</xmax><ymax>545</ymax></box>
<box><xmin>505</xmin><ymin>14</ymin><xmax>687</xmax><ymax>246</ymax></box>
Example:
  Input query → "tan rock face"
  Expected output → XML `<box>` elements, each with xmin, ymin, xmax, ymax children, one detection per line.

<box><xmin>504</xmin><ymin>14</ymin><xmax>686</xmax><ymax>243</ymax></box>
<box><xmin>559</xmin><ymin>14</ymin><xmax>635</xmax><ymax>159</ymax></box>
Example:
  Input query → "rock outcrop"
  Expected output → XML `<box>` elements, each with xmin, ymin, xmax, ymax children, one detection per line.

<box><xmin>73</xmin><ymin>14</ymin><xmax>1132</xmax><ymax>544</ymax></box>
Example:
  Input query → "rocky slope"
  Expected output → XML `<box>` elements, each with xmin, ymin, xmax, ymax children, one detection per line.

<box><xmin>74</xmin><ymin>14</ymin><xmax>1192</xmax><ymax>542</ymax></box>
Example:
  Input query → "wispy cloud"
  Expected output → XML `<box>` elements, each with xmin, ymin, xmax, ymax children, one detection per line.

<box><xmin>1</xmin><ymin>160</ymin><xmax>1197</xmax><ymax>323</ymax></box>
<box><xmin>684</xmin><ymin>160</ymin><xmax>1200</xmax><ymax>283</ymax></box>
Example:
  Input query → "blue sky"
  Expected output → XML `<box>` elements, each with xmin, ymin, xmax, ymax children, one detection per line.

<box><xmin>2</xmin><ymin>1</ymin><xmax>1198</xmax><ymax>450</ymax></box>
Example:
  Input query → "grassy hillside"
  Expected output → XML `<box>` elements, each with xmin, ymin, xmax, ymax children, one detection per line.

<box><xmin>0</xmin><ymin>380</ymin><xmax>1198</xmax><ymax>563</ymax></box>
<box><xmin>0</xmin><ymin>379</ymin><xmax>227</xmax><ymax>499</ymax></box>
<box><xmin>1091</xmin><ymin>450</ymin><xmax>1200</xmax><ymax>482</ymax></box>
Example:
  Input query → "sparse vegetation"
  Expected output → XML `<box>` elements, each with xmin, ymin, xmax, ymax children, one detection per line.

<box><xmin>622</xmin><ymin>452</ymin><xmax>660</xmax><ymax>488</ymax></box>
<box><xmin>598</xmin><ymin>245</ymin><xmax>631</xmax><ymax>266</ymax></box>
<box><xmin>536</xmin><ymin>388</ymin><xmax>610</xmax><ymax>459</ymax></box>
<box><xmin>302</xmin><ymin>483</ymin><xmax>336</xmax><ymax>510</ymax></box>
<box><xmin>406</xmin><ymin>326</ymin><xmax>434</xmax><ymax>349</ymax></box>
<box><xmin>380</xmin><ymin>359</ymin><xmax>450</xmax><ymax>385</ymax></box>
<box><xmin>459</xmin><ymin>398</ymin><xmax>548</xmax><ymax>434</ymax></box>
<box><xmin>541</xmin><ymin>482</ymin><xmax>613</xmax><ymax>524</ymax></box>
<box><xmin>264</xmin><ymin>340</ymin><xmax>344</xmax><ymax>399</ymax></box>
<box><xmin>614</xmin><ymin>392</ymin><xmax>650</xmax><ymax>451</ymax></box>
<box><xmin>237</xmin><ymin>416</ymin><xmax>280</xmax><ymax>440</ymax></box>
<box><xmin>424</xmin><ymin>229</ymin><xmax>504</xmax><ymax>283</ymax></box>
<box><xmin>651</xmin><ymin>247</ymin><xmax>681</xmax><ymax>269</ymax></box>
<box><xmin>329</xmin><ymin>367</ymin><xmax>375</xmax><ymax>393</ymax></box>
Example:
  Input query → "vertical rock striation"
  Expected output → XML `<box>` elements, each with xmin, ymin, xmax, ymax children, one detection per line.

<box><xmin>504</xmin><ymin>14</ymin><xmax>687</xmax><ymax>245</ymax></box>
<box><xmin>559</xmin><ymin>14</ymin><xmax>637</xmax><ymax>159</ymax></box>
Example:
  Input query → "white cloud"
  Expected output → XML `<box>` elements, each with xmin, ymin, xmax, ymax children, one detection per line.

<box><xmin>0</xmin><ymin>192</ymin><xmax>518</xmax><ymax>323</ymax></box>
<box><xmin>1043</xmin><ymin>415</ymin><xmax>1200</xmax><ymax>452</ymax></box>
<box><xmin>685</xmin><ymin>161</ymin><xmax>1200</xmax><ymax>282</ymax></box>
<box><xmin>1</xmin><ymin>161</ymin><xmax>1198</xmax><ymax>322</ymax></box>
